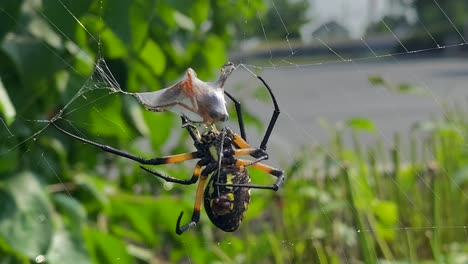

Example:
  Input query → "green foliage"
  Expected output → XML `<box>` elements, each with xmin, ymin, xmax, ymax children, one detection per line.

<box><xmin>1</xmin><ymin>0</ymin><xmax>467</xmax><ymax>263</ymax></box>
<box><xmin>0</xmin><ymin>0</ymin><xmax>263</xmax><ymax>262</ymax></box>
<box><xmin>412</xmin><ymin>0</ymin><xmax>466</xmax><ymax>43</ymax></box>
<box><xmin>243</xmin><ymin>0</ymin><xmax>310</xmax><ymax>40</ymax></box>
<box><xmin>366</xmin><ymin>15</ymin><xmax>411</xmax><ymax>35</ymax></box>
<box><xmin>368</xmin><ymin>74</ymin><xmax>429</xmax><ymax>95</ymax></box>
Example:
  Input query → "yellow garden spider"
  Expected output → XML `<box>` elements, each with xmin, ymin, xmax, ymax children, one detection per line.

<box><xmin>51</xmin><ymin>70</ymin><xmax>284</xmax><ymax>234</ymax></box>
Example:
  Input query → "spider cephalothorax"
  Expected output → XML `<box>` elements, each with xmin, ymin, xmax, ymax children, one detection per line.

<box><xmin>51</xmin><ymin>64</ymin><xmax>284</xmax><ymax>234</ymax></box>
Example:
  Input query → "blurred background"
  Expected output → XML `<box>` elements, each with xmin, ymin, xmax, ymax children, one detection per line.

<box><xmin>0</xmin><ymin>0</ymin><xmax>467</xmax><ymax>263</ymax></box>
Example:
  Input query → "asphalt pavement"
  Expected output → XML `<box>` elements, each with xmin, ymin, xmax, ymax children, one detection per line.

<box><xmin>226</xmin><ymin>57</ymin><xmax>468</xmax><ymax>164</ymax></box>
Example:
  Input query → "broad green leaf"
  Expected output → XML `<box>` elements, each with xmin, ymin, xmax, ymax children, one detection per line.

<box><xmin>2</xmin><ymin>35</ymin><xmax>64</xmax><ymax>90</ymax></box>
<box><xmin>46</xmin><ymin>229</ymin><xmax>91</xmax><ymax>264</ymax></box>
<box><xmin>0</xmin><ymin>78</ymin><xmax>15</xmax><ymax>125</ymax></box>
<box><xmin>100</xmin><ymin>27</ymin><xmax>127</xmax><ymax>58</ymax></box>
<box><xmin>0</xmin><ymin>172</ymin><xmax>53</xmax><ymax>259</ymax></box>
<box><xmin>109</xmin><ymin>201</ymin><xmax>157</xmax><ymax>244</ymax></box>
<box><xmin>142</xmin><ymin>108</ymin><xmax>175</xmax><ymax>151</ymax></box>
<box><xmin>127</xmin><ymin>60</ymin><xmax>161</xmax><ymax>93</ymax></box>
<box><xmin>190</xmin><ymin>0</ymin><xmax>209</xmax><ymax>26</ymax></box>
<box><xmin>52</xmin><ymin>194</ymin><xmax>86</xmax><ymax>229</ymax></box>
<box><xmin>140</xmin><ymin>40</ymin><xmax>166</xmax><ymax>76</ymax></box>
<box><xmin>84</xmin><ymin>228</ymin><xmax>133</xmax><ymax>264</ymax></box>
<box><xmin>155</xmin><ymin>2</ymin><xmax>176</xmax><ymax>27</ymax></box>
<box><xmin>130</xmin><ymin>0</ymin><xmax>151</xmax><ymax>49</ymax></box>
<box><xmin>372</xmin><ymin>200</ymin><xmax>398</xmax><ymax>226</ymax></box>
<box><xmin>202</xmin><ymin>34</ymin><xmax>227</xmax><ymax>73</ymax></box>
<box><xmin>126</xmin><ymin>97</ymin><xmax>149</xmax><ymax>136</ymax></box>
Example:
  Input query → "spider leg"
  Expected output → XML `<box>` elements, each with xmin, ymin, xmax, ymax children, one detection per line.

<box><xmin>257</xmin><ymin>76</ymin><xmax>280</xmax><ymax>151</ymax></box>
<box><xmin>217</xmin><ymin>159</ymin><xmax>284</xmax><ymax>191</ymax></box>
<box><xmin>176</xmin><ymin>164</ymin><xmax>216</xmax><ymax>235</ymax></box>
<box><xmin>51</xmin><ymin>121</ymin><xmax>202</xmax><ymax>165</ymax></box>
<box><xmin>139</xmin><ymin>160</ymin><xmax>205</xmax><ymax>185</ymax></box>
<box><xmin>180</xmin><ymin>116</ymin><xmax>201</xmax><ymax>143</ymax></box>
<box><xmin>224</xmin><ymin>91</ymin><xmax>247</xmax><ymax>141</ymax></box>
<box><xmin>232</xmin><ymin>133</ymin><xmax>268</xmax><ymax>160</ymax></box>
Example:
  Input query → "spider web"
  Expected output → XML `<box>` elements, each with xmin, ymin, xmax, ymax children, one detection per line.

<box><xmin>0</xmin><ymin>0</ymin><xmax>467</xmax><ymax>263</ymax></box>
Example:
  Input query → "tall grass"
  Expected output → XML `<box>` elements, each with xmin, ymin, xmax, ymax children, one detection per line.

<box><xmin>204</xmin><ymin>104</ymin><xmax>468</xmax><ymax>263</ymax></box>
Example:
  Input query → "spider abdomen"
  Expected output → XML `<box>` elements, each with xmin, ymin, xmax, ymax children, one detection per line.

<box><xmin>204</xmin><ymin>166</ymin><xmax>251</xmax><ymax>232</ymax></box>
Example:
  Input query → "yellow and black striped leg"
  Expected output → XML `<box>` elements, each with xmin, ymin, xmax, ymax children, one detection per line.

<box><xmin>216</xmin><ymin>159</ymin><xmax>284</xmax><ymax>191</ymax></box>
<box><xmin>175</xmin><ymin>169</ymin><xmax>209</xmax><ymax>235</ymax></box>
<box><xmin>232</xmin><ymin>134</ymin><xmax>269</xmax><ymax>160</ymax></box>
<box><xmin>140</xmin><ymin>160</ymin><xmax>203</xmax><ymax>185</ymax></box>
<box><xmin>234</xmin><ymin>148</ymin><xmax>269</xmax><ymax>166</ymax></box>
<box><xmin>52</xmin><ymin>121</ymin><xmax>203</xmax><ymax>165</ymax></box>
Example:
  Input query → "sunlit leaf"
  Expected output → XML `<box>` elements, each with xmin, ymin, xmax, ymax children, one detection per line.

<box><xmin>0</xmin><ymin>78</ymin><xmax>15</xmax><ymax>125</ymax></box>
<box><xmin>0</xmin><ymin>0</ymin><xmax>21</xmax><ymax>41</ymax></box>
<box><xmin>100</xmin><ymin>27</ymin><xmax>127</xmax><ymax>58</ymax></box>
<box><xmin>191</xmin><ymin>0</ymin><xmax>209</xmax><ymax>26</ymax></box>
<box><xmin>346</xmin><ymin>117</ymin><xmax>376</xmax><ymax>132</ymax></box>
<box><xmin>140</xmin><ymin>40</ymin><xmax>166</xmax><ymax>76</ymax></box>
<box><xmin>46</xmin><ymin>229</ymin><xmax>91</xmax><ymax>264</ymax></box>
<box><xmin>372</xmin><ymin>199</ymin><xmax>398</xmax><ymax>226</ymax></box>
<box><xmin>173</xmin><ymin>11</ymin><xmax>195</xmax><ymax>31</ymax></box>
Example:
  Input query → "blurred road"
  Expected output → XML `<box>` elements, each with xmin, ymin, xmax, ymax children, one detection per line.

<box><xmin>226</xmin><ymin>57</ymin><xmax>468</xmax><ymax>164</ymax></box>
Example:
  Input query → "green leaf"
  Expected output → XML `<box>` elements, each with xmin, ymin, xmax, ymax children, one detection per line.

<box><xmin>0</xmin><ymin>172</ymin><xmax>53</xmax><ymax>259</ymax></box>
<box><xmin>2</xmin><ymin>34</ymin><xmax>65</xmax><ymax>89</ymax></box>
<box><xmin>0</xmin><ymin>78</ymin><xmax>15</xmax><ymax>125</ymax></box>
<box><xmin>41</xmin><ymin>0</ymin><xmax>93</xmax><ymax>39</ymax></box>
<box><xmin>453</xmin><ymin>165</ymin><xmax>468</xmax><ymax>185</ymax></box>
<box><xmin>368</xmin><ymin>75</ymin><xmax>428</xmax><ymax>95</ymax></box>
<box><xmin>0</xmin><ymin>0</ymin><xmax>21</xmax><ymax>41</ymax></box>
<box><xmin>88</xmin><ymin>95</ymin><xmax>131</xmax><ymax>142</ymax></box>
<box><xmin>99</xmin><ymin>27</ymin><xmax>127</xmax><ymax>58</ymax></box>
<box><xmin>142</xmin><ymin>108</ymin><xmax>175</xmax><ymax>151</ymax></box>
<box><xmin>367</xmin><ymin>75</ymin><xmax>385</xmax><ymax>85</ymax></box>
<box><xmin>103</xmin><ymin>0</ymin><xmax>132</xmax><ymax>46</ymax></box>
<box><xmin>130</xmin><ymin>0</ymin><xmax>151</xmax><ymax>49</ymax></box>
<box><xmin>0</xmin><ymin>241</ymin><xmax>29</xmax><ymax>264</ymax></box>
<box><xmin>202</xmin><ymin>34</ymin><xmax>227</xmax><ymax>72</ymax></box>
<box><xmin>346</xmin><ymin>117</ymin><xmax>376</xmax><ymax>132</ymax></box>
<box><xmin>140</xmin><ymin>40</ymin><xmax>166</xmax><ymax>76</ymax></box>
<box><xmin>190</xmin><ymin>0</ymin><xmax>209</xmax><ymax>26</ymax></box>
<box><xmin>52</xmin><ymin>194</ymin><xmax>87</xmax><ymax>229</ymax></box>
<box><xmin>84</xmin><ymin>228</ymin><xmax>133</xmax><ymax>264</ymax></box>
<box><xmin>173</xmin><ymin>10</ymin><xmax>195</xmax><ymax>31</ymax></box>
<box><xmin>372</xmin><ymin>200</ymin><xmax>398</xmax><ymax>226</ymax></box>
<box><xmin>46</xmin><ymin>229</ymin><xmax>91</xmax><ymax>264</ymax></box>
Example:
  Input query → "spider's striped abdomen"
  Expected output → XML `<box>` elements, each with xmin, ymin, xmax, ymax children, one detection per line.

<box><xmin>204</xmin><ymin>166</ymin><xmax>251</xmax><ymax>232</ymax></box>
